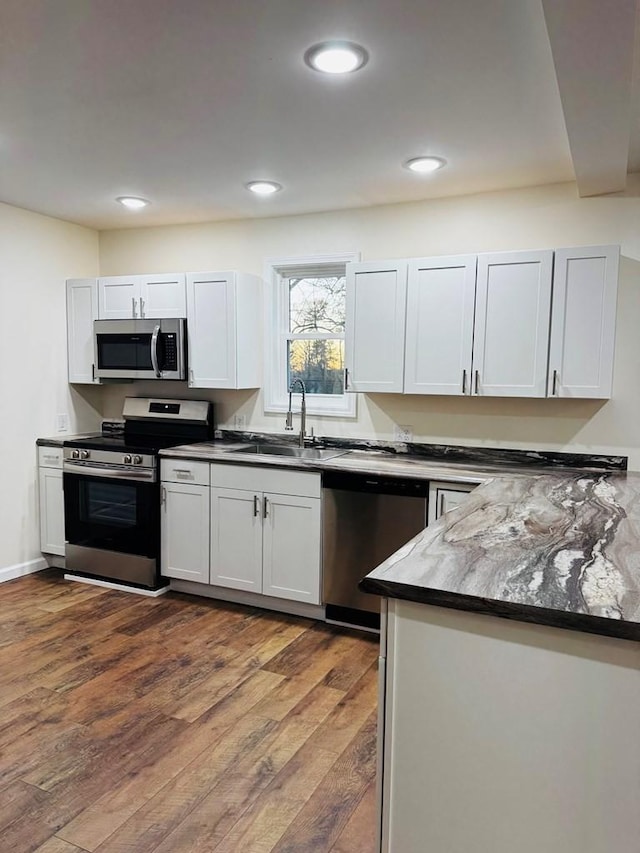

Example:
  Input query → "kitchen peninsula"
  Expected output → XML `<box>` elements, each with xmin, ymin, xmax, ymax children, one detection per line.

<box><xmin>362</xmin><ymin>470</ymin><xmax>640</xmax><ymax>853</ymax></box>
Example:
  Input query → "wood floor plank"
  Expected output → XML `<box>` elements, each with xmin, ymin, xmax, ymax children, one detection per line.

<box><xmin>33</xmin><ymin>837</ymin><xmax>89</xmax><ymax>853</ymax></box>
<box><xmin>0</xmin><ymin>573</ymin><xmax>378</xmax><ymax>853</ymax></box>
<box><xmin>211</xmin><ymin>742</ymin><xmax>340</xmax><ymax>852</ymax></box>
<box><xmin>0</xmin><ymin>779</ymin><xmax>50</xmax><ymax>832</ymax></box>
<box><xmin>330</xmin><ymin>781</ymin><xmax>378</xmax><ymax>853</ymax></box>
<box><xmin>305</xmin><ymin>662</ymin><xmax>379</xmax><ymax>755</ymax></box>
<box><xmin>59</xmin><ymin>670</ymin><xmax>285</xmax><ymax>851</ymax></box>
<box><xmin>90</xmin><ymin>712</ymin><xmax>280</xmax><ymax>853</ymax></box>
<box><xmin>149</xmin><ymin>683</ymin><xmax>344</xmax><ymax>853</ymax></box>
<box><xmin>272</xmin><ymin>712</ymin><xmax>378</xmax><ymax>853</ymax></box>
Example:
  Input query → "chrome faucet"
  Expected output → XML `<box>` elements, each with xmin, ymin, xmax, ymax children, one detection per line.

<box><xmin>285</xmin><ymin>379</ymin><xmax>308</xmax><ymax>447</ymax></box>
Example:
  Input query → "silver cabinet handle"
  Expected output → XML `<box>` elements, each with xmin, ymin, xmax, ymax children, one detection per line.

<box><xmin>172</xmin><ymin>468</ymin><xmax>193</xmax><ymax>478</ymax></box>
<box><xmin>462</xmin><ymin>369</ymin><xmax>467</xmax><ymax>394</ymax></box>
<box><xmin>132</xmin><ymin>296</ymin><xmax>137</xmax><ymax>317</ymax></box>
<box><xmin>150</xmin><ymin>324</ymin><xmax>161</xmax><ymax>377</ymax></box>
<box><xmin>439</xmin><ymin>491</ymin><xmax>445</xmax><ymax>519</ymax></box>
<box><xmin>140</xmin><ymin>297</ymin><xmax>145</xmax><ymax>318</ymax></box>
<box><xmin>474</xmin><ymin>370</ymin><xmax>480</xmax><ymax>395</ymax></box>
<box><xmin>263</xmin><ymin>496</ymin><xmax>269</xmax><ymax>518</ymax></box>
<box><xmin>344</xmin><ymin>367</ymin><xmax>349</xmax><ymax>390</ymax></box>
<box><xmin>91</xmin><ymin>363</ymin><xmax>95</xmax><ymax>382</ymax></box>
<box><xmin>189</xmin><ymin>368</ymin><xmax>194</xmax><ymax>386</ymax></box>
<box><xmin>161</xmin><ymin>486</ymin><xmax>167</xmax><ymax>506</ymax></box>
<box><xmin>552</xmin><ymin>369</ymin><xmax>559</xmax><ymax>396</ymax></box>
<box><xmin>253</xmin><ymin>495</ymin><xmax>260</xmax><ymax>517</ymax></box>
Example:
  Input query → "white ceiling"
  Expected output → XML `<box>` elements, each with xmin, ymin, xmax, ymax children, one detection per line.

<box><xmin>0</xmin><ymin>0</ymin><xmax>638</xmax><ymax>230</ymax></box>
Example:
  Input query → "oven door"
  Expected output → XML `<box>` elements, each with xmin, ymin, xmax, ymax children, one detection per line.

<box><xmin>63</xmin><ymin>471</ymin><xmax>160</xmax><ymax>586</ymax></box>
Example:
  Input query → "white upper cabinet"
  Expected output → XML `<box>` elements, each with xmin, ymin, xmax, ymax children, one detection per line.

<box><xmin>186</xmin><ymin>271</ymin><xmax>262</xmax><ymax>389</ymax></box>
<box><xmin>404</xmin><ymin>255</ymin><xmax>477</xmax><ymax>395</ymax></box>
<box><xmin>66</xmin><ymin>278</ymin><xmax>100</xmax><ymax>384</ymax></box>
<box><xmin>98</xmin><ymin>273</ymin><xmax>186</xmax><ymax>319</ymax></box>
<box><xmin>472</xmin><ymin>250</ymin><xmax>553</xmax><ymax>397</ymax></box>
<box><xmin>138</xmin><ymin>273</ymin><xmax>187</xmax><ymax>318</ymax></box>
<box><xmin>548</xmin><ymin>245</ymin><xmax>619</xmax><ymax>399</ymax></box>
<box><xmin>345</xmin><ymin>260</ymin><xmax>408</xmax><ymax>393</ymax></box>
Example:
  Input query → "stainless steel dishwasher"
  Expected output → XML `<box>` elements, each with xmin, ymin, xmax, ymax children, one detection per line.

<box><xmin>322</xmin><ymin>470</ymin><xmax>429</xmax><ymax>630</ymax></box>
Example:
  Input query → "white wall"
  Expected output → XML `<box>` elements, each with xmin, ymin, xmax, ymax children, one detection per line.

<box><xmin>98</xmin><ymin>178</ymin><xmax>640</xmax><ymax>465</ymax></box>
<box><xmin>0</xmin><ymin>202</ymin><xmax>99</xmax><ymax>577</ymax></box>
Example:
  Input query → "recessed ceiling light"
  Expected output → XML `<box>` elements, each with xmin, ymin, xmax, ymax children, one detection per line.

<box><xmin>404</xmin><ymin>157</ymin><xmax>447</xmax><ymax>174</ymax></box>
<box><xmin>116</xmin><ymin>196</ymin><xmax>150</xmax><ymax>209</ymax></box>
<box><xmin>246</xmin><ymin>181</ymin><xmax>282</xmax><ymax>195</ymax></box>
<box><xmin>304</xmin><ymin>41</ymin><xmax>368</xmax><ymax>74</ymax></box>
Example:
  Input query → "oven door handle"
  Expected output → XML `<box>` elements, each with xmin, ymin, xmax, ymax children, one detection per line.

<box><xmin>63</xmin><ymin>463</ymin><xmax>156</xmax><ymax>482</ymax></box>
<box><xmin>150</xmin><ymin>324</ymin><xmax>161</xmax><ymax>378</ymax></box>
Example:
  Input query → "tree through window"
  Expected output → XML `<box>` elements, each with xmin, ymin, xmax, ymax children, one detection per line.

<box><xmin>286</xmin><ymin>275</ymin><xmax>346</xmax><ymax>395</ymax></box>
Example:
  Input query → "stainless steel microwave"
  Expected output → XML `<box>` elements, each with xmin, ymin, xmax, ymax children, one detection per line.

<box><xmin>94</xmin><ymin>319</ymin><xmax>187</xmax><ymax>380</ymax></box>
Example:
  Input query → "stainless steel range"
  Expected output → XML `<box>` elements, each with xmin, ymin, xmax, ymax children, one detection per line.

<box><xmin>63</xmin><ymin>397</ymin><xmax>213</xmax><ymax>589</ymax></box>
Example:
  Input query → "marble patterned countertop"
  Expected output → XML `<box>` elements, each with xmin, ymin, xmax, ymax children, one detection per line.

<box><xmin>361</xmin><ymin>470</ymin><xmax>640</xmax><ymax>642</ymax></box>
<box><xmin>39</xmin><ymin>429</ymin><xmax>635</xmax><ymax>640</ymax></box>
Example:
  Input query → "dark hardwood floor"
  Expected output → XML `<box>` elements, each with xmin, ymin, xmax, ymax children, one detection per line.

<box><xmin>0</xmin><ymin>570</ymin><xmax>379</xmax><ymax>853</ymax></box>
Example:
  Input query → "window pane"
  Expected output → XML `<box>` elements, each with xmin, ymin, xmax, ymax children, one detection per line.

<box><xmin>288</xmin><ymin>276</ymin><xmax>346</xmax><ymax>334</ymax></box>
<box><xmin>287</xmin><ymin>339</ymin><xmax>345</xmax><ymax>394</ymax></box>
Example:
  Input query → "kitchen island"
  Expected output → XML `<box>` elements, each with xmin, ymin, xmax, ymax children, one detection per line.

<box><xmin>361</xmin><ymin>470</ymin><xmax>640</xmax><ymax>853</ymax></box>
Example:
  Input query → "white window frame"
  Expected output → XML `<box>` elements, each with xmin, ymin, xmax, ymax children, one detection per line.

<box><xmin>263</xmin><ymin>252</ymin><xmax>359</xmax><ymax>417</ymax></box>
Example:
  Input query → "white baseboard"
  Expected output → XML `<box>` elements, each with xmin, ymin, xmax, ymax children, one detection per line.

<box><xmin>0</xmin><ymin>556</ymin><xmax>48</xmax><ymax>584</ymax></box>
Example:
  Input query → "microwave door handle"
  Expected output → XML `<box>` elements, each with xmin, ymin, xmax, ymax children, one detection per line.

<box><xmin>150</xmin><ymin>325</ymin><xmax>161</xmax><ymax>377</ymax></box>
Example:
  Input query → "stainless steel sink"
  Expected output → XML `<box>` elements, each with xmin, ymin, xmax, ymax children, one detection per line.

<box><xmin>230</xmin><ymin>444</ymin><xmax>347</xmax><ymax>460</ymax></box>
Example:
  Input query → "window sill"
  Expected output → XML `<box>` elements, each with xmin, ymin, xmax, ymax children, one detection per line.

<box><xmin>264</xmin><ymin>395</ymin><xmax>357</xmax><ymax>419</ymax></box>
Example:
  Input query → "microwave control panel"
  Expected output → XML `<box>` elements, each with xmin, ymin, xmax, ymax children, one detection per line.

<box><xmin>162</xmin><ymin>333</ymin><xmax>178</xmax><ymax>369</ymax></box>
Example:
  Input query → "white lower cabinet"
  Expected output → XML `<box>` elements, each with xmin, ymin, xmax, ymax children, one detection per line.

<box><xmin>428</xmin><ymin>480</ymin><xmax>476</xmax><ymax>525</ymax></box>
<box><xmin>38</xmin><ymin>447</ymin><xmax>65</xmax><ymax>556</ymax></box>
<box><xmin>161</xmin><ymin>461</ymin><xmax>322</xmax><ymax>607</ymax></box>
<box><xmin>210</xmin><ymin>487</ymin><xmax>263</xmax><ymax>592</ymax></box>
<box><xmin>262</xmin><ymin>492</ymin><xmax>322</xmax><ymax>603</ymax></box>
<box><xmin>161</xmin><ymin>460</ymin><xmax>210</xmax><ymax>583</ymax></box>
<box><xmin>161</xmin><ymin>481</ymin><xmax>210</xmax><ymax>583</ymax></box>
<box><xmin>209</xmin><ymin>464</ymin><xmax>322</xmax><ymax>605</ymax></box>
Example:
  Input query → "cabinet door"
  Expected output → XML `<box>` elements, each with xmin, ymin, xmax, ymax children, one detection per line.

<box><xmin>404</xmin><ymin>256</ymin><xmax>477</xmax><ymax>395</ymax></box>
<box><xmin>161</xmin><ymin>482</ymin><xmax>210</xmax><ymax>583</ymax></box>
<box><xmin>66</xmin><ymin>278</ymin><xmax>99</xmax><ymax>384</ymax></box>
<box><xmin>345</xmin><ymin>261</ymin><xmax>407</xmax><ymax>393</ymax></box>
<box><xmin>262</xmin><ymin>493</ymin><xmax>321</xmax><ymax>604</ymax></box>
<box><xmin>186</xmin><ymin>272</ymin><xmax>237</xmax><ymax>388</ymax></box>
<box><xmin>98</xmin><ymin>276</ymin><xmax>140</xmax><ymax>319</ymax></box>
<box><xmin>427</xmin><ymin>482</ymin><xmax>475</xmax><ymax>526</ymax></box>
<box><xmin>548</xmin><ymin>245</ymin><xmax>619</xmax><ymax>399</ymax></box>
<box><xmin>473</xmin><ymin>251</ymin><xmax>553</xmax><ymax>397</ymax></box>
<box><xmin>139</xmin><ymin>273</ymin><xmax>187</xmax><ymax>319</ymax></box>
<box><xmin>39</xmin><ymin>468</ymin><xmax>65</xmax><ymax>556</ymax></box>
<box><xmin>210</xmin><ymin>487</ymin><xmax>262</xmax><ymax>592</ymax></box>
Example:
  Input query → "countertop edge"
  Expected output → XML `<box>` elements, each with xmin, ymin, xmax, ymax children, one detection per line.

<box><xmin>359</xmin><ymin>577</ymin><xmax>640</xmax><ymax>642</ymax></box>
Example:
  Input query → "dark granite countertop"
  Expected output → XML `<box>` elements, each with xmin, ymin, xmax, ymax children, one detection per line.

<box><xmin>37</xmin><ymin>433</ymin><xmax>102</xmax><ymax>448</ymax></box>
<box><xmin>361</xmin><ymin>470</ymin><xmax>640</xmax><ymax>642</ymax></box>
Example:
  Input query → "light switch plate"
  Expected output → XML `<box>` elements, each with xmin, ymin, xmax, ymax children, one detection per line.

<box><xmin>233</xmin><ymin>414</ymin><xmax>246</xmax><ymax>429</ymax></box>
<box><xmin>56</xmin><ymin>413</ymin><xmax>69</xmax><ymax>433</ymax></box>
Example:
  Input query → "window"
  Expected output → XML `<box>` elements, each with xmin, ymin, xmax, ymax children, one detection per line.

<box><xmin>264</xmin><ymin>253</ymin><xmax>359</xmax><ymax>417</ymax></box>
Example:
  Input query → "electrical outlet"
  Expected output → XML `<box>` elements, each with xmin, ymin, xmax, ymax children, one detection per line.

<box><xmin>233</xmin><ymin>414</ymin><xmax>246</xmax><ymax>430</ymax></box>
<box><xmin>56</xmin><ymin>413</ymin><xmax>69</xmax><ymax>433</ymax></box>
<box><xmin>393</xmin><ymin>424</ymin><xmax>413</xmax><ymax>443</ymax></box>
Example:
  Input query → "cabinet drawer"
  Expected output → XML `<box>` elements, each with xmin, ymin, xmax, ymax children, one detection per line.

<box><xmin>161</xmin><ymin>459</ymin><xmax>210</xmax><ymax>486</ymax></box>
<box><xmin>38</xmin><ymin>446</ymin><xmax>63</xmax><ymax>468</ymax></box>
<box><xmin>209</xmin><ymin>463</ymin><xmax>321</xmax><ymax>498</ymax></box>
